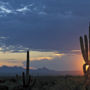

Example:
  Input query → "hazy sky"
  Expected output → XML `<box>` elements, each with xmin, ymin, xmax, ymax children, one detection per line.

<box><xmin>0</xmin><ymin>0</ymin><xmax>89</xmax><ymax>71</ymax></box>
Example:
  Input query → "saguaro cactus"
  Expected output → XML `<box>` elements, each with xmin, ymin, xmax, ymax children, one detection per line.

<box><xmin>80</xmin><ymin>23</ymin><xmax>90</xmax><ymax>78</ymax></box>
<box><xmin>22</xmin><ymin>51</ymin><xmax>36</xmax><ymax>89</ymax></box>
<box><xmin>15</xmin><ymin>51</ymin><xmax>36</xmax><ymax>90</ymax></box>
<box><xmin>26</xmin><ymin>51</ymin><xmax>29</xmax><ymax>85</ymax></box>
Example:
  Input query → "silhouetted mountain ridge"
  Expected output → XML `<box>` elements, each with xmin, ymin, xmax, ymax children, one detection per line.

<box><xmin>0</xmin><ymin>66</ymin><xmax>82</xmax><ymax>76</ymax></box>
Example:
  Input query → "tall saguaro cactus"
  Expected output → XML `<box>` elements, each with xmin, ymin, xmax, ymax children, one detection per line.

<box><xmin>26</xmin><ymin>51</ymin><xmax>30</xmax><ymax>85</ymax></box>
<box><xmin>15</xmin><ymin>51</ymin><xmax>36</xmax><ymax>90</ymax></box>
<box><xmin>89</xmin><ymin>23</ymin><xmax>90</xmax><ymax>54</ymax></box>
<box><xmin>80</xmin><ymin>23</ymin><xmax>90</xmax><ymax>78</ymax></box>
<box><xmin>22</xmin><ymin>51</ymin><xmax>36</xmax><ymax>89</ymax></box>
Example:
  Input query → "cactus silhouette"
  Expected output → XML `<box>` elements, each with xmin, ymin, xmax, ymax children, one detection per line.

<box><xmin>22</xmin><ymin>51</ymin><xmax>36</xmax><ymax>89</ymax></box>
<box><xmin>15</xmin><ymin>51</ymin><xmax>36</xmax><ymax>90</ymax></box>
<box><xmin>80</xmin><ymin>23</ymin><xmax>90</xmax><ymax>89</ymax></box>
<box><xmin>80</xmin><ymin>36</ymin><xmax>89</xmax><ymax>77</ymax></box>
<box><xmin>80</xmin><ymin>24</ymin><xmax>90</xmax><ymax>78</ymax></box>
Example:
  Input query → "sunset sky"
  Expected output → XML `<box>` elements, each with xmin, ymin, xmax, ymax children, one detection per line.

<box><xmin>0</xmin><ymin>0</ymin><xmax>89</xmax><ymax>72</ymax></box>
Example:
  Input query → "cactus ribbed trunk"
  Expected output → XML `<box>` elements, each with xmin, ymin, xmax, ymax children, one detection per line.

<box><xmin>26</xmin><ymin>51</ymin><xmax>30</xmax><ymax>84</ymax></box>
<box><xmin>84</xmin><ymin>35</ymin><xmax>88</xmax><ymax>61</ymax></box>
<box><xmin>89</xmin><ymin>23</ymin><xmax>90</xmax><ymax>57</ymax></box>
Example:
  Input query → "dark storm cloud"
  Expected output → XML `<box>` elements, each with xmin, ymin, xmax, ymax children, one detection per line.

<box><xmin>0</xmin><ymin>0</ymin><xmax>89</xmax><ymax>51</ymax></box>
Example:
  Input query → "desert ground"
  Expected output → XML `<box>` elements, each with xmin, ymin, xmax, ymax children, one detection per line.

<box><xmin>0</xmin><ymin>76</ymin><xmax>88</xmax><ymax>90</ymax></box>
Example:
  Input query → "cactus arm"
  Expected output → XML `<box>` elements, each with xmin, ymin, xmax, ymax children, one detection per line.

<box><xmin>83</xmin><ymin>64</ymin><xmax>87</xmax><ymax>74</ymax></box>
<box><xmin>22</xmin><ymin>72</ymin><xmax>26</xmax><ymax>87</ymax></box>
<box><xmin>30</xmin><ymin>79</ymin><xmax>36</xmax><ymax>89</ymax></box>
<box><xmin>83</xmin><ymin>64</ymin><xmax>90</xmax><ymax>80</ymax></box>
<box><xmin>80</xmin><ymin>36</ymin><xmax>87</xmax><ymax>62</ymax></box>
<box><xmin>27</xmin><ymin>75</ymin><xmax>31</xmax><ymax>86</ymax></box>
<box><xmin>84</xmin><ymin>35</ymin><xmax>88</xmax><ymax>62</ymax></box>
<box><xmin>16</xmin><ymin>74</ymin><xmax>19</xmax><ymax>82</ymax></box>
<box><xmin>16</xmin><ymin>74</ymin><xmax>21</xmax><ymax>85</ymax></box>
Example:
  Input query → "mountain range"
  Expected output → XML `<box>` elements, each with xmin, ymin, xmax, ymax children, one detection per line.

<box><xmin>0</xmin><ymin>66</ymin><xmax>83</xmax><ymax>76</ymax></box>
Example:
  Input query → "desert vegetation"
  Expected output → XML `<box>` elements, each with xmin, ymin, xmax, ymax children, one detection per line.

<box><xmin>0</xmin><ymin>75</ymin><xmax>88</xmax><ymax>90</ymax></box>
<box><xmin>0</xmin><ymin>50</ymin><xmax>87</xmax><ymax>90</ymax></box>
<box><xmin>0</xmin><ymin>51</ymin><xmax>85</xmax><ymax>90</ymax></box>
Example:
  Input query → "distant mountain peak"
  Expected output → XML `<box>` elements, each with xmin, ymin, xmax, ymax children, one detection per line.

<box><xmin>38</xmin><ymin>67</ymin><xmax>49</xmax><ymax>71</ymax></box>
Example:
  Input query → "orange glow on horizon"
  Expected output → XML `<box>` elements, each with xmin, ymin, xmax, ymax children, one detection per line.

<box><xmin>0</xmin><ymin>50</ymin><xmax>86</xmax><ymax>75</ymax></box>
<box><xmin>0</xmin><ymin>62</ymin><xmax>23</xmax><ymax>67</ymax></box>
<box><xmin>75</xmin><ymin>54</ymin><xmax>85</xmax><ymax>75</ymax></box>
